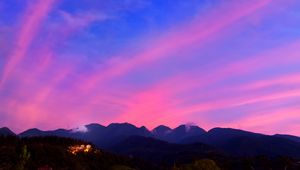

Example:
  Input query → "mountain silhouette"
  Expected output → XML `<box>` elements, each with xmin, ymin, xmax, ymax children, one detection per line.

<box><xmin>0</xmin><ymin>127</ymin><xmax>15</xmax><ymax>136</ymax></box>
<box><xmin>180</xmin><ymin>127</ymin><xmax>262</xmax><ymax>145</ymax></box>
<box><xmin>3</xmin><ymin>123</ymin><xmax>300</xmax><ymax>158</ymax></box>
<box><xmin>19</xmin><ymin>123</ymin><xmax>152</xmax><ymax>148</ymax></box>
<box><xmin>180</xmin><ymin>128</ymin><xmax>300</xmax><ymax>157</ymax></box>
<box><xmin>274</xmin><ymin>134</ymin><xmax>300</xmax><ymax>143</ymax></box>
<box><xmin>153</xmin><ymin>124</ymin><xmax>206</xmax><ymax>143</ymax></box>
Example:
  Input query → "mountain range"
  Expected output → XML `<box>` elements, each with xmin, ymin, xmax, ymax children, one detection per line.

<box><xmin>1</xmin><ymin>123</ymin><xmax>300</xmax><ymax>160</ymax></box>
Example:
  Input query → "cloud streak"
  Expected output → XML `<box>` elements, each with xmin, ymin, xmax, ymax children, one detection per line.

<box><xmin>0</xmin><ymin>0</ymin><xmax>56</xmax><ymax>87</ymax></box>
<box><xmin>76</xmin><ymin>0</ymin><xmax>272</xmax><ymax>92</ymax></box>
<box><xmin>115</xmin><ymin>40</ymin><xmax>300</xmax><ymax>128</ymax></box>
<box><xmin>1</xmin><ymin>0</ymin><xmax>300</xmax><ymax>135</ymax></box>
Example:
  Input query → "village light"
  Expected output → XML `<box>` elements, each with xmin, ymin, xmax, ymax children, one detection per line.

<box><xmin>68</xmin><ymin>144</ymin><xmax>92</xmax><ymax>155</ymax></box>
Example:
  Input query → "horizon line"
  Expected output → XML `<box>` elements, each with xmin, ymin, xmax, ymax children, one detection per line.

<box><xmin>1</xmin><ymin>122</ymin><xmax>299</xmax><ymax>137</ymax></box>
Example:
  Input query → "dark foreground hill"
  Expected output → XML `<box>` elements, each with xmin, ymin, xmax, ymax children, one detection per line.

<box><xmin>109</xmin><ymin>135</ymin><xmax>221</xmax><ymax>166</ymax></box>
<box><xmin>0</xmin><ymin>136</ymin><xmax>155</xmax><ymax>170</ymax></box>
<box><xmin>180</xmin><ymin>128</ymin><xmax>300</xmax><ymax>158</ymax></box>
<box><xmin>109</xmin><ymin>135</ymin><xmax>300</xmax><ymax>170</ymax></box>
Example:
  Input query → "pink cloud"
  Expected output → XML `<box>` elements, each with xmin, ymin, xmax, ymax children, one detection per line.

<box><xmin>141</xmin><ymin>87</ymin><xmax>300</xmax><ymax>131</ymax></box>
<box><xmin>52</xmin><ymin>36</ymin><xmax>300</xmax><ymax>131</ymax></box>
<box><xmin>0</xmin><ymin>0</ymin><xmax>56</xmax><ymax>87</ymax></box>
<box><xmin>3</xmin><ymin>0</ymin><xmax>300</xmax><ymax>135</ymax></box>
<box><xmin>0</xmin><ymin>6</ymin><xmax>112</xmax><ymax>132</ymax></box>
<box><xmin>75</xmin><ymin>0</ymin><xmax>272</xmax><ymax>92</ymax></box>
<box><xmin>42</xmin><ymin>0</ymin><xmax>276</xmax><ymax>127</ymax></box>
<box><xmin>225</xmin><ymin>106</ymin><xmax>300</xmax><ymax>135</ymax></box>
<box><xmin>112</xmin><ymin>40</ymin><xmax>300</xmax><ymax>129</ymax></box>
<box><xmin>240</xmin><ymin>72</ymin><xmax>300</xmax><ymax>91</ymax></box>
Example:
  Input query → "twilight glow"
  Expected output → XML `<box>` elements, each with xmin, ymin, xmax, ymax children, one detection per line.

<box><xmin>1</xmin><ymin>0</ymin><xmax>300</xmax><ymax>134</ymax></box>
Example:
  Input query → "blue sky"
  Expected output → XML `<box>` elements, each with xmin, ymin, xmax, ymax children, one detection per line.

<box><xmin>1</xmin><ymin>0</ymin><xmax>300</xmax><ymax>134</ymax></box>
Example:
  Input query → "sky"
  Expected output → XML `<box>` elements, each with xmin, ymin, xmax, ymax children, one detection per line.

<box><xmin>0</xmin><ymin>0</ymin><xmax>300</xmax><ymax>135</ymax></box>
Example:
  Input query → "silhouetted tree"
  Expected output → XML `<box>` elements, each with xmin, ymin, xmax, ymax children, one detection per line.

<box><xmin>15</xmin><ymin>145</ymin><xmax>30</xmax><ymax>170</ymax></box>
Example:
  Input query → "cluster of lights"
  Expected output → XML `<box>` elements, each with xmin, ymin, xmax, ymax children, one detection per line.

<box><xmin>68</xmin><ymin>144</ymin><xmax>92</xmax><ymax>155</ymax></box>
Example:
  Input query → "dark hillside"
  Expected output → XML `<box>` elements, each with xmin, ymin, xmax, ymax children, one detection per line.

<box><xmin>0</xmin><ymin>136</ymin><xmax>155</xmax><ymax>170</ymax></box>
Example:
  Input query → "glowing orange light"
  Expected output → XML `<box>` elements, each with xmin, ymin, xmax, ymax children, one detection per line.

<box><xmin>68</xmin><ymin>144</ymin><xmax>92</xmax><ymax>155</ymax></box>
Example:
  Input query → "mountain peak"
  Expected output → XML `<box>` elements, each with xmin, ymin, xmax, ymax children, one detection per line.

<box><xmin>86</xmin><ymin>123</ymin><xmax>104</xmax><ymax>127</ymax></box>
<box><xmin>0</xmin><ymin>127</ymin><xmax>10</xmax><ymax>131</ymax></box>
<box><xmin>0</xmin><ymin>127</ymin><xmax>15</xmax><ymax>136</ymax></box>
<box><xmin>153</xmin><ymin>125</ymin><xmax>171</xmax><ymax>131</ymax></box>
<box><xmin>24</xmin><ymin>128</ymin><xmax>43</xmax><ymax>132</ymax></box>
<box><xmin>152</xmin><ymin>125</ymin><xmax>172</xmax><ymax>135</ymax></box>
<box><xmin>107</xmin><ymin>122</ymin><xmax>136</xmax><ymax>128</ymax></box>
<box><xmin>140</xmin><ymin>126</ymin><xmax>149</xmax><ymax>131</ymax></box>
<box><xmin>19</xmin><ymin>128</ymin><xmax>45</xmax><ymax>137</ymax></box>
<box><xmin>174</xmin><ymin>124</ymin><xmax>206</xmax><ymax>133</ymax></box>
<box><xmin>85</xmin><ymin>123</ymin><xmax>105</xmax><ymax>130</ymax></box>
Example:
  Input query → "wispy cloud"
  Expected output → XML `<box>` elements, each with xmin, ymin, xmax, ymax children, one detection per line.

<box><xmin>58</xmin><ymin>10</ymin><xmax>112</xmax><ymax>30</ymax></box>
<box><xmin>0</xmin><ymin>0</ymin><xmax>56</xmax><ymax>87</ymax></box>
<box><xmin>71</xmin><ymin>125</ymin><xmax>89</xmax><ymax>133</ymax></box>
<box><xmin>1</xmin><ymin>0</ymin><xmax>300</xmax><ymax>135</ymax></box>
<box><xmin>114</xmin><ymin>40</ymin><xmax>300</xmax><ymax>128</ymax></box>
<box><xmin>75</xmin><ymin>0</ymin><xmax>272</xmax><ymax>92</ymax></box>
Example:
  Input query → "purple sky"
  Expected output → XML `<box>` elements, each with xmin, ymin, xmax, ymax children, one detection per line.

<box><xmin>1</xmin><ymin>0</ymin><xmax>300</xmax><ymax>134</ymax></box>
